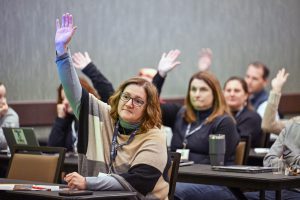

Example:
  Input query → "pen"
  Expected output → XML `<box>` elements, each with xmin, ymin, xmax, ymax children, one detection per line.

<box><xmin>32</xmin><ymin>185</ymin><xmax>50</xmax><ymax>191</ymax></box>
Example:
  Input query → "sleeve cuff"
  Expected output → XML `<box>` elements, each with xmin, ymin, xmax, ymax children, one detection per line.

<box><xmin>82</xmin><ymin>62</ymin><xmax>94</xmax><ymax>74</ymax></box>
<box><xmin>268</xmin><ymin>91</ymin><xmax>281</xmax><ymax>106</ymax></box>
<box><xmin>85</xmin><ymin>174</ymin><xmax>124</xmax><ymax>191</ymax></box>
<box><xmin>56</xmin><ymin>49</ymin><xmax>71</xmax><ymax>62</ymax></box>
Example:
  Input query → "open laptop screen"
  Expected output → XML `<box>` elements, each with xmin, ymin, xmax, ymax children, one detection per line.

<box><xmin>2</xmin><ymin>127</ymin><xmax>40</xmax><ymax>151</ymax></box>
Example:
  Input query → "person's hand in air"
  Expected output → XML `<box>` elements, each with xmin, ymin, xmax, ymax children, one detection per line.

<box><xmin>72</xmin><ymin>52</ymin><xmax>92</xmax><ymax>70</ymax></box>
<box><xmin>198</xmin><ymin>48</ymin><xmax>212</xmax><ymax>72</ymax></box>
<box><xmin>55</xmin><ymin>13</ymin><xmax>77</xmax><ymax>56</ymax></box>
<box><xmin>271</xmin><ymin>68</ymin><xmax>289</xmax><ymax>93</ymax></box>
<box><xmin>157</xmin><ymin>49</ymin><xmax>181</xmax><ymax>77</ymax></box>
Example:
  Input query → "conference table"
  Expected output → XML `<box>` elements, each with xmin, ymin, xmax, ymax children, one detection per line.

<box><xmin>0</xmin><ymin>178</ymin><xmax>137</xmax><ymax>200</ymax></box>
<box><xmin>177</xmin><ymin>164</ymin><xmax>300</xmax><ymax>200</ymax></box>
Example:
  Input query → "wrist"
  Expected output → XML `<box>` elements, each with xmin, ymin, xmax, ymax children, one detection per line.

<box><xmin>272</xmin><ymin>87</ymin><xmax>282</xmax><ymax>94</ymax></box>
<box><xmin>158</xmin><ymin>70</ymin><xmax>167</xmax><ymax>78</ymax></box>
<box><xmin>56</xmin><ymin>44</ymin><xmax>67</xmax><ymax>56</ymax></box>
<box><xmin>82</xmin><ymin>61</ymin><xmax>92</xmax><ymax>69</ymax></box>
<box><xmin>84</xmin><ymin>177</ymin><xmax>87</xmax><ymax>190</ymax></box>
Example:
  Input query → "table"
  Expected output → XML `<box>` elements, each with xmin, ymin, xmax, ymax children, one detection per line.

<box><xmin>0</xmin><ymin>178</ymin><xmax>137</xmax><ymax>200</ymax></box>
<box><xmin>177</xmin><ymin>164</ymin><xmax>300</xmax><ymax>200</ymax></box>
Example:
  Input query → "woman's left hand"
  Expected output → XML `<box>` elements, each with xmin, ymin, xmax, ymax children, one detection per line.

<box><xmin>64</xmin><ymin>172</ymin><xmax>87</xmax><ymax>190</ymax></box>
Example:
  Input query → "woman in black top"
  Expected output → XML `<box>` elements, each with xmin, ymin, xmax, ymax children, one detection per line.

<box><xmin>152</xmin><ymin>50</ymin><xmax>239</xmax><ymax>200</ymax></box>
<box><xmin>223</xmin><ymin>76</ymin><xmax>263</xmax><ymax>147</ymax></box>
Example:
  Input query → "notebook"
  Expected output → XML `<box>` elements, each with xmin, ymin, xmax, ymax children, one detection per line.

<box><xmin>211</xmin><ymin>165</ymin><xmax>275</xmax><ymax>173</ymax></box>
<box><xmin>2</xmin><ymin>127</ymin><xmax>40</xmax><ymax>151</ymax></box>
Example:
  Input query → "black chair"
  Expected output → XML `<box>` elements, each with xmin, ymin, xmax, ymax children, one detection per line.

<box><xmin>6</xmin><ymin>145</ymin><xmax>66</xmax><ymax>183</ymax></box>
<box><xmin>168</xmin><ymin>152</ymin><xmax>181</xmax><ymax>200</ymax></box>
<box><xmin>235</xmin><ymin>135</ymin><xmax>251</xmax><ymax>165</ymax></box>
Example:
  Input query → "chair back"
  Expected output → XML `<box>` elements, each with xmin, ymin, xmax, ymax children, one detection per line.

<box><xmin>235</xmin><ymin>135</ymin><xmax>251</xmax><ymax>165</ymax></box>
<box><xmin>6</xmin><ymin>145</ymin><xmax>66</xmax><ymax>183</ymax></box>
<box><xmin>168</xmin><ymin>152</ymin><xmax>181</xmax><ymax>200</ymax></box>
<box><xmin>260</xmin><ymin>131</ymin><xmax>271</xmax><ymax>148</ymax></box>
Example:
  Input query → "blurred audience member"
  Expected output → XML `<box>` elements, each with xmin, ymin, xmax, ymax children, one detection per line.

<box><xmin>224</xmin><ymin>77</ymin><xmax>262</xmax><ymax>147</ymax></box>
<box><xmin>48</xmin><ymin>79</ymin><xmax>100</xmax><ymax>152</ymax></box>
<box><xmin>0</xmin><ymin>82</ymin><xmax>19</xmax><ymax>150</ymax></box>
<box><xmin>245</xmin><ymin>120</ymin><xmax>300</xmax><ymax>200</ymax></box>
<box><xmin>245</xmin><ymin>61</ymin><xmax>279</xmax><ymax>119</ymax></box>
<box><xmin>138</xmin><ymin>68</ymin><xmax>157</xmax><ymax>82</ymax></box>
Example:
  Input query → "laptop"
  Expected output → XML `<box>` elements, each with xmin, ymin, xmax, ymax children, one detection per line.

<box><xmin>211</xmin><ymin>165</ymin><xmax>275</xmax><ymax>173</ymax></box>
<box><xmin>2</xmin><ymin>127</ymin><xmax>40</xmax><ymax>152</ymax></box>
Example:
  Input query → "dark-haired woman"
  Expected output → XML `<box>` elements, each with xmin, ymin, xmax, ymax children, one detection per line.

<box><xmin>223</xmin><ymin>76</ymin><xmax>263</xmax><ymax>147</ymax></box>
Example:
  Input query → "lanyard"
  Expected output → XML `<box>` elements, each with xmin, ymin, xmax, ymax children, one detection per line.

<box><xmin>109</xmin><ymin>120</ymin><xmax>138</xmax><ymax>174</ymax></box>
<box><xmin>183</xmin><ymin>120</ymin><xmax>206</xmax><ymax>149</ymax></box>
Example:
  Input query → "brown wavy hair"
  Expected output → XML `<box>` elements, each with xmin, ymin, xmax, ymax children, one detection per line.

<box><xmin>184</xmin><ymin>71</ymin><xmax>231</xmax><ymax>124</ymax></box>
<box><xmin>57</xmin><ymin>77</ymin><xmax>100</xmax><ymax>104</ymax></box>
<box><xmin>109</xmin><ymin>77</ymin><xmax>162</xmax><ymax>133</ymax></box>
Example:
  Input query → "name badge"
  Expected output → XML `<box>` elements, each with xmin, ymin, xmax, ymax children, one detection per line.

<box><xmin>176</xmin><ymin>149</ymin><xmax>190</xmax><ymax>161</ymax></box>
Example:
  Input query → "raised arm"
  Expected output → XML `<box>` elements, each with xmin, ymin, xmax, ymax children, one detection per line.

<box><xmin>55</xmin><ymin>13</ymin><xmax>82</xmax><ymax>119</ymax></box>
<box><xmin>261</xmin><ymin>68</ymin><xmax>289</xmax><ymax>134</ymax></box>
<box><xmin>72</xmin><ymin>52</ymin><xmax>115</xmax><ymax>103</ymax></box>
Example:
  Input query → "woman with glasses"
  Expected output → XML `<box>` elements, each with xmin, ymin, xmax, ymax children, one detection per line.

<box><xmin>55</xmin><ymin>13</ymin><xmax>169</xmax><ymax>199</ymax></box>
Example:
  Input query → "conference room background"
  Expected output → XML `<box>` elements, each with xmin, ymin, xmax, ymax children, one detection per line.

<box><xmin>1</xmin><ymin>0</ymin><xmax>299</xmax><ymax>101</ymax></box>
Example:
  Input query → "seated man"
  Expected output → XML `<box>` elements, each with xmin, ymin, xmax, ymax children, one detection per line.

<box><xmin>0</xmin><ymin>82</ymin><xmax>19</xmax><ymax>150</ymax></box>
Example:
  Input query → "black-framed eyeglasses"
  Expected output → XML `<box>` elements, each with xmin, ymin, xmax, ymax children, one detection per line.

<box><xmin>120</xmin><ymin>92</ymin><xmax>145</xmax><ymax>107</ymax></box>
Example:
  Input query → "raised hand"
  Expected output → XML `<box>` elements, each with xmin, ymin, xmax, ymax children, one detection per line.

<box><xmin>271</xmin><ymin>68</ymin><xmax>289</xmax><ymax>93</ymax></box>
<box><xmin>72</xmin><ymin>52</ymin><xmax>92</xmax><ymax>70</ymax></box>
<box><xmin>55</xmin><ymin>13</ymin><xmax>77</xmax><ymax>55</ymax></box>
<box><xmin>198</xmin><ymin>48</ymin><xmax>212</xmax><ymax>71</ymax></box>
<box><xmin>157</xmin><ymin>49</ymin><xmax>181</xmax><ymax>77</ymax></box>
